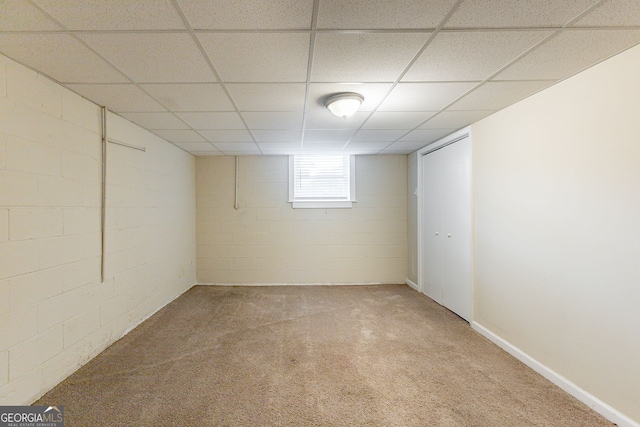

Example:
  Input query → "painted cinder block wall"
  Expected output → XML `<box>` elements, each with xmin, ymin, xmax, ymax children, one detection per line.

<box><xmin>0</xmin><ymin>53</ymin><xmax>197</xmax><ymax>405</ymax></box>
<box><xmin>196</xmin><ymin>155</ymin><xmax>408</xmax><ymax>284</ymax></box>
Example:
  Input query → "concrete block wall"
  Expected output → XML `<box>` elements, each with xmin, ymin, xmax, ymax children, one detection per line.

<box><xmin>0</xmin><ymin>53</ymin><xmax>196</xmax><ymax>405</ymax></box>
<box><xmin>196</xmin><ymin>155</ymin><xmax>407</xmax><ymax>284</ymax></box>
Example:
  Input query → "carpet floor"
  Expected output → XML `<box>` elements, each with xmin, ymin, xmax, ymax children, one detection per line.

<box><xmin>35</xmin><ymin>285</ymin><xmax>613</xmax><ymax>426</ymax></box>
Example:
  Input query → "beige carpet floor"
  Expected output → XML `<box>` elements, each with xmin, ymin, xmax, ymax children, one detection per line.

<box><xmin>35</xmin><ymin>285</ymin><xmax>613</xmax><ymax>426</ymax></box>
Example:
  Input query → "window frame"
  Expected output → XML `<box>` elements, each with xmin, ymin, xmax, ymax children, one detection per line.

<box><xmin>288</xmin><ymin>155</ymin><xmax>356</xmax><ymax>209</ymax></box>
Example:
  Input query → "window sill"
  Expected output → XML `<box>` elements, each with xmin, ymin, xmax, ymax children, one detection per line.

<box><xmin>289</xmin><ymin>200</ymin><xmax>355</xmax><ymax>209</ymax></box>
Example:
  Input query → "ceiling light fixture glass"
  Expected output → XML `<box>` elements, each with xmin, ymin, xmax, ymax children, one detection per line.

<box><xmin>324</xmin><ymin>92</ymin><xmax>364</xmax><ymax>119</ymax></box>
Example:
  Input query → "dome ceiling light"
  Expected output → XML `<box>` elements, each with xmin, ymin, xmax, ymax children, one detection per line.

<box><xmin>324</xmin><ymin>92</ymin><xmax>364</xmax><ymax>119</ymax></box>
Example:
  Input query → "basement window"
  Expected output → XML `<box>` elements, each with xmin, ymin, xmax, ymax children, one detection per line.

<box><xmin>288</xmin><ymin>155</ymin><xmax>356</xmax><ymax>208</ymax></box>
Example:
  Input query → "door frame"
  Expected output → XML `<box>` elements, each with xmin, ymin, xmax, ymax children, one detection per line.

<box><xmin>416</xmin><ymin>126</ymin><xmax>474</xmax><ymax>321</ymax></box>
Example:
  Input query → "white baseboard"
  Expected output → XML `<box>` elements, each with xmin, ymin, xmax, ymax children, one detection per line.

<box><xmin>197</xmin><ymin>282</ymin><xmax>398</xmax><ymax>287</ymax></box>
<box><xmin>406</xmin><ymin>278</ymin><xmax>419</xmax><ymax>291</ymax></box>
<box><xmin>471</xmin><ymin>321</ymin><xmax>638</xmax><ymax>427</ymax></box>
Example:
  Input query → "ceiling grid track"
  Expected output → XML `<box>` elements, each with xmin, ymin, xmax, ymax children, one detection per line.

<box><xmin>300</xmin><ymin>0</ymin><xmax>321</xmax><ymax>152</ymax></box>
<box><xmin>24</xmin><ymin>0</ymin><xmax>203</xmax><ymax>154</ymax></box>
<box><xmin>6</xmin><ymin>0</ymin><xmax>639</xmax><ymax>156</ymax></box>
<box><xmin>336</xmin><ymin>0</ymin><xmax>467</xmax><ymax>153</ymax></box>
<box><xmin>379</xmin><ymin>0</ymin><xmax>613</xmax><ymax>151</ymax></box>
<box><xmin>170</xmin><ymin>0</ymin><xmax>263</xmax><ymax>155</ymax></box>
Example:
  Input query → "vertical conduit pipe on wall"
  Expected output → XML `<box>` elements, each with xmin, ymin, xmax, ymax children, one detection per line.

<box><xmin>100</xmin><ymin>106</ymin><xmax>108</xmax><ymax>283</ymax></box>
<box><xmin>234</xmin><ymin>156</ymin><xmax>240</xmax><ymax>210</ymax></box>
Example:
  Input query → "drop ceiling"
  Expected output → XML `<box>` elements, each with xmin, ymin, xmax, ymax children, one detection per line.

<box><xmin>1</xmin><ymin>0</ymin><xmax>639</xmax><ymax>156</ymax></box>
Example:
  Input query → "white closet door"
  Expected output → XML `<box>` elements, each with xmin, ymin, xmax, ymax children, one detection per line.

<box><xmin>421</xmin><ymin>137</ymin><xmax>471</xmax><ymax>321</ymax></box>
<box><xmin>422</xmin><ymin>148</ymin><xmax>446</xmax><ymax>304</ymax></box>
<box><xmin>441</xmin><ymin>138</ymin><xmax>471</xmax><ymax>320</ymax></box>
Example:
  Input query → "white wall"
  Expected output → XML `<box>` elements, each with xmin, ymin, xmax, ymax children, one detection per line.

<box><xmin>0</xmin><ymin>53</ymin><xmax>196</xmax><ymax>405</ymax></box>
<box><xmin>196</xmin><ymin>155</ymin><xmax>407</xmax><ymax>284</ymax></box>
<box><xmin>472</xmin><ymin>44</ymin><xmax>640</xmax><ymax>424</ymax></box>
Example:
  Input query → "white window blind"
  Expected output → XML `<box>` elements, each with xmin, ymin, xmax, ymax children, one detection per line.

<box><xmin>289</xmin><ymin>155</ymin><xmax>355</xmax><ymax>208</ymax></box>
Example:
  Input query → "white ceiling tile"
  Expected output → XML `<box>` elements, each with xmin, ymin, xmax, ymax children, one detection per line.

<box><xmin>381</xmin><ymin>149</ymin><xmax>416</xmax><ymax>154</ymax></box>
<box><xmin>317</xmin><ymin>0</ymin><xmax>456</xmax><ymax>29</ymax></box>
<box><xmin>303</xmin><ymin>130</ymin><xmax>356</xmax><ymax>143</ymax></box>
<box><xmin>377</xmin><ymin>82</ymin><xmax>477</xmax><ymax>111</ymax></box>
<box><xmin>403</xmin><ymin>31</ymin><xmax>553</xmax><ymax>82</ymax></box>
<box><xmin>252</xmin><ymin>130</ymin><xmax>303</xmax><ymax>142</ymax></box>
<box><xmin>496</xmin><ymin>30</ymin><xmax>640</xmax><ymax>81</ymax></box>
<box><xmin>140</xmin><ymin>84</ymin><xmax>233</xmax><ymax>111</ymax></box>
<box><xmin>343</xmin><ymin>150</ymin><xmax>380</xmax><ymax>154</ymax></box>
<box><xmin>419</xmin><ymin>110</ymin><xmax>495</xmax><ymax>129</ymax></box>
<box><xmin>242</xmin><ymin>112</ymin><xmax>303</xmax><ymax>129</ymax></box>
<box><xmin>309</xmin><ymin>83</ymin><xmax>393</xmax><ymax>111</ymax></box>
<box><xmin>0</xmin><ymin>0</ymin><xmax>62</xmax><ymax>31</ymax></box>
<box><xmin>383</xmin><ymin>140</ymin><xmax>432</xmax><ymax>152</ymax></box>
<box><xmin>258</xmin><ymin>142</ymin><xmax>301</xmax><ymax>151</ymax></box>
<box><xmin>571</xmin><ymin>0</ymin><xmax>640</xmax><ymax>27</ymax></box>
<box><xmin>153</xmin><ymin>130</ymin><xmax>205</xmax><ymax>142</ymax></box>
<box><xmin>198</xmin><ymin>33</ymin><xmax>310</xmax><ymax>82</ymax></box>
<box><xmin>176</xmin><ymin>112</ymin><xmax>246</xmax><ymax>129</ymax></box>
<box><xmin>351</xmin><ymin>129</ymin><xmax>408</xmax><ymax>141</ymax></box>
<box><xmin>119</xmin><ymin>112</ymin><xmax>189</xmax><ymax>130</ymax></box>
<box><xmin>342</xmin><ymin>141</ymin><xmax>390</xmax><ymax>152</ymax></box>
<box><xmin>198</xmin><ymin>130</ymin><xmax>254</xmax><ymax>142</ymax></box>
<box><xmin>448</xmin><ymin>81</ymin><xmax>554</xmax><ymax>111</ymax></box>
<box><xmin>226</xmin><ymin>84</ymin><xmax>307</xmax><ymax>111</ymax></box>
<box><xmin>4</xmin><ymin>0</ymin><xmax>639</xmax><ymax>158</ymax></box>
<box><xmin>305</xmin><ymin>110</ymin><xmax>369</xmax><ymax>130</ymax></box>
<box><xmin>65</xmin><ymin>84</ymin><xmax>167</xmax><ymax>112</ymax></box>
<box><xmin>258</xmin><ymin>142</ymin><xmax>302</xmax><ymax>153</ymax></box>
<box><xmin>444</xmin><ymin>0</ymin><xmax>599</xmax><ymax>28</ymax></box>
<box><xmin>0</xmin><ymin>34</ymin><xmax>127</xmax><ymax>83</ymax></box>
<box><xmin>179</xmin><ymin>0</ymin><xmax>313</xmax><ymax>29</ymax></box>
<box><xmin>362</xmin><ymin>112</ymin><xmax>434</xmax><ymax>129</ymax></box>
<box><xmin>301</xmin><ymin>142</ymin><xmax>346</xmax><ymax>152</ymax></box>
<box><xmin>311</xmin><ymin>33</ymin><xmax>429</xmax><ymax>82</ymax></box>
<box><xmin>33</xmin><ymin>0</ymin><xmax>185</xmax><ymax>30</ymax></box>
<box><xmin>213</xmin><ymin>142</ymin><xmax>261</xmax><ymax>154</ymax></box>
<box><xmin>173</xmin><ymin>142</ymin><xmax>219</xmax><ymax>152</ymax></box>
<box><xmin>79</xmin><ymin>33</ymin><xmax>216</xmax><ymax>83</ymax></box>
<box><xmin>398</xmin><ymin>129</ymin><xmax>457</xmax><ymax>142</ymax></box>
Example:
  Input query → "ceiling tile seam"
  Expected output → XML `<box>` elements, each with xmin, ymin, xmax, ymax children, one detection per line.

<box><xmin>170</xmin><ymin>0</ymin><xmax>264</xmax><ymax>155</ymax></box>
<box><xmin>561</xmin><ymin>26</ymin><xmax>640</xmax><ymax>31</ymax></box>
<box><xmin>23</xmin><ymin>0</ymin><xmax>214</xmax><ymax>148</ymax></box>
<box><xmin>326</xmin><ymin>0</ymin><xmax>467</xmax><ymax>154</ymax></box>
<box><xmin>24</xmin><ymin>0</ymin><xmax>137</xmax><ymax>87</ymax></box>
<box><xmin>192</xmin><ymin>29</ymin><xmax>437</xmax><ymax>34</ymax></box>
<box><xmin>385</xmin><ymin>30</ymin><xmax>565</xmax><ymax>148</ymax></box>
<box><xmin>190</xmin><ymin>27</ymin><xmax>639</xmax><ymax>34</ymax></box>
<box><xmin>300</xmin><ymin>0</ymin><xmax>321</xmax><ymax>152</ymax></box>
<box><xmin>7</xmin><ymin>26</ymin><xmax>639</xmax><ymax>37</ymax></box>
<box><xmin>24</xmin><ymin>0</ymin><xmax>199</xmax><ymax>131</ymax></box>
<box><xmin>0</xmin><ymin>30</ymin><xmax>192</xmax><ymax>35</ymax></box>
<box><xmin>525</xmin><ymin>41</ymin><xmax>640</xmax><ymax>97</ymax></box>
<box><xmin>563</xmin><ymin>0</ymin><xmax>607</xmax><ymax>28</ymax></box>
<box><xmin>385</xmin><ymin>60</ymin><xmax>557</xmax><ymax>144</ymax></box>
<box><xmin>319</xmin><ymin>23</ymin><xmax>640</xmax><ymax>151</ymax></box>
<box><xmin>436</xmin><ymin>27</ymin><xmax>640</xmax><ymax>33</ymax></box>
<box><xmin>175</xmin><ymin>141</ymin><xmax>220</xmax><ymax>155</ymax></box>
<box><xmin>16</xmin><ymin>1</ymin><xmax>632</xmax><ymax>156</ymax></box>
